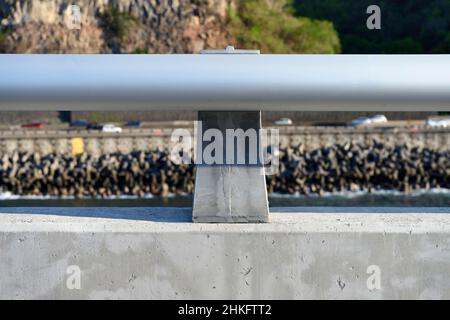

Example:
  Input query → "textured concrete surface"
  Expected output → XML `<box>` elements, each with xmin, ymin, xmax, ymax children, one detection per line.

<box><xmin>0</xmin><ymin>207</ymin><xmax>450</xmax><ymax>299</ymax></box>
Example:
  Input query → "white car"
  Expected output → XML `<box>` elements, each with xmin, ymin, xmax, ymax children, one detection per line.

<box><xmin>370</xmin><ymin>114</ymin><xmax>388</xmax><ymax>123</ymax></box>
<box><xmin>274</xmin><ymin>118</ymin><xmax>293</xmax><ymax>126</ymax></box>
<box><xmin>350</xmin><ymin>117</ymin><xmax>372</xmax><ymax>126</ymax></box>
<box><xmin>102</xmin><ymin>124</ymin><xmax>122</xmax><ymax>133</ymax></box>
<box><xmin>426</xmin><ymin>117</ymin><xmax>450</xmax><ymax>128</ymax></box>
<box><xmin>350</xmin><ymin>115</ymin><xmax>388</xmax><ymax>126</ymax></box>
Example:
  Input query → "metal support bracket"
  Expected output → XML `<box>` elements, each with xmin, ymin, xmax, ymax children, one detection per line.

<box><xmin>192</xmin><ymin>111</ymin><xmax>269</xmax><ymax>223</ymax></box>
<box><xmin>193</xmin><ymin>46</ymin><xmax>268</xmax><ymax>223</ymax></box>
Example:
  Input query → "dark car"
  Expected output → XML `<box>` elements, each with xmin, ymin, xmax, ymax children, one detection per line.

<box><xmin>70</xmin><ymin>119</ymin><xmax>89</xmax><ymax>128</ymax></box>
<box><xmin>22</xmin><ymin>123</ymin><xmax>44</xmax><ymax>129</ymax></box>
<box><xmin>125</xmin><ymin>121</ymin><xmax>142</xmax><ymax>127</ymax></box>
<box><xmin>87</xmin><ymin>123</ymin><xmax>103</xmax><ymax>130</ymax></box>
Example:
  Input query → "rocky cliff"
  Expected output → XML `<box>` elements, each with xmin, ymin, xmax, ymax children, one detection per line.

<box><xmin>0</xmin><ymin>0</ymin><xmax>234</xmax><ymax>53</ymax></box>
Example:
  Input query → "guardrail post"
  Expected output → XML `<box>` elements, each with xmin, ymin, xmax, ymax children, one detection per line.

<box><xmin>192</xmin><ymin>46</ymin><xmax>269</xmax><ymax>223</ymax></box>
<box><xmin>192</xmin><ymin>111</ymin><xmax>269</xmax><ymax>223</ymax></box>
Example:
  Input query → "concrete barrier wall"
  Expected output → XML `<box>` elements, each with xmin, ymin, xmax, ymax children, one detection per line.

<box><xmin>0</xmin><ymin>207</ymin><xmax>450</xmax><ymax>299</ymax></box>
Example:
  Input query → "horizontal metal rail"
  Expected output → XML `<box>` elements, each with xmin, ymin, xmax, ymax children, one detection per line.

<box><xmin>0</xmin><ymin>54</ymin><xmax>449</xmax><ymax>111</ymax></box>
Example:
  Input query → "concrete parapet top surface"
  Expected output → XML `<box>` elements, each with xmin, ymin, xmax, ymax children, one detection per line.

<box><xmin>0</xmin><ymin>207</ymin><xmax>449</xmax><ymax>234</ymax></box>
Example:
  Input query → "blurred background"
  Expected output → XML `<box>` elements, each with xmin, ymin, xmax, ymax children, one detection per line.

<box><xmin>1</xmin><ymin>0</ymin><xmax>449</xmax><ymax>54</ymax></box>
<box><xmin>0</xmin><ymin>0</ymin><xmax>448</xmax><ymax>207</ymax></box>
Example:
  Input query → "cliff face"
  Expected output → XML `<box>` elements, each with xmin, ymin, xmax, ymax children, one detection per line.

<box><xmin>0</xmin><ymin>0</ymin><xmax>234</xmax><ymax>53</ymax></box>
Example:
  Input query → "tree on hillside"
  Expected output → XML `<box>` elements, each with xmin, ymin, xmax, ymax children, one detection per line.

<box><xmin>294</xmin><ymin>0</ymin><xmax>450</xmax><ymax>54</ymax></box>
<box><xmin>228</xmin><ymin>0</ymin><xmax>341</xmax><ymax>53</ymax></box>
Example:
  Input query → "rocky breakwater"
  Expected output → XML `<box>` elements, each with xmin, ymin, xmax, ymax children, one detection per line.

<box><xmin>266</xmin><ymin>141</ymin><xmax>449</xmax><ymax>195</ymax></box>
<box><xmin>0</xmin><ymin>150</ymin><xmax>194</xmax><ymax>197</ymax></box>
<box><xmin>0</xmin><ymin>140</ymin><xmax>448</xmax><ymax>197</ymax></box>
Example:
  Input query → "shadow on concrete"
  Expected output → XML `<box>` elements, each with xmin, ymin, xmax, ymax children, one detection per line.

<box><xmin>0</xmin><ymin>207</ymin><xmax>193</xmax><ymax>223</ymax></box>
<box><xmin>0</xmin><ymin>207</ymin><xmax>448</xmax><ymax>223</ymax></box>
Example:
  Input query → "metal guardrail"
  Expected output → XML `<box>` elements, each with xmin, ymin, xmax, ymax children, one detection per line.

<box><xmin>0</xmin><ymin>54</ymin><xmax>449</xmax><ymax>111</ymax></box>
<box><xmin>0</xmin><ymin>53</ymin><xmax>449</xmax><ymax>223</ymax></box>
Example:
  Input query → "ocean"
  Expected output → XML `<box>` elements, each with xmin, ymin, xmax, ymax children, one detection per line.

<box><xmin>0</xmin><ymin>189</ymin><xmax>448</xmax><ymax>207</ymax></box>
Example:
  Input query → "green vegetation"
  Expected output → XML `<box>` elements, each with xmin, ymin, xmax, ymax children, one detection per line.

<box><xmin>132</xmin><ymin>48</ymin><xmax>149</xmax><ymax>54</ymax></box>
<box><xmin>87</xmin><ymin>112</ymin><xmax>121</xmax><ymax>123</ymax></box>
<box><xmin>228</xmin><ymin>0</ymin><xmax>341</xmax><ymax>53</ymax></box>
<box><xmin>98</xmin><ymin>5</ymin><xmax>137</xmax><ymax>39</ymax></box>
<box><xmin>0</xmin><ymin>31</ymin><xmax>5</xmax><ymax>47</ymax></box>
<box><xmin>294</xmin><ymin>0</ymin><xmax>450</xmax><ymax>53</ymax></box>
<box><xmin>0</xmin><ymin>28</ymin><xmax>10</xmax><ymax>53</ymax></box>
